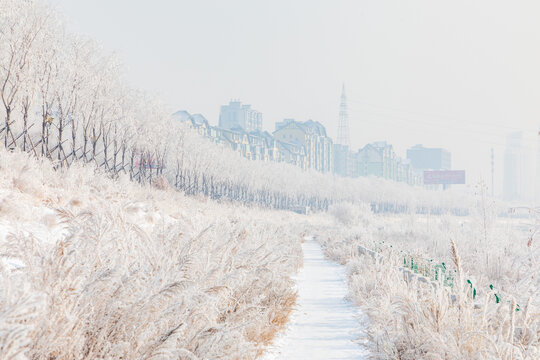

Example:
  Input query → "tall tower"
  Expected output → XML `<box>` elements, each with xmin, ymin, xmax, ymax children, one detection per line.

<box><xmin>337</xmin><ymin>84</ymin><xmax>350</xmax><ymax>147</ymax></box>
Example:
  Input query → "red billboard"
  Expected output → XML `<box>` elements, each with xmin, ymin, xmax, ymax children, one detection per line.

<box><xmin>423</xmin><ymin>170</ymin><xmax>465</xmax><ymax>185</ymax></box>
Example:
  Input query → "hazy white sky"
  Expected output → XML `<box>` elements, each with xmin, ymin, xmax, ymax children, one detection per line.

<box><xmin>51</xmin><ymin>0</ymin><xmax>540</xmax><ymax>195</ymax></box>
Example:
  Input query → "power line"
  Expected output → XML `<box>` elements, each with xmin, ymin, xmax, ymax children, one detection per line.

<box><xmin>347</xmin><ymin>98</ymin><xmax>536</xmax><ymax>133</ymax></box>
<box><xmin>346</xmin><ymin>107</ymin><xmax>539</xmax><ymax>149</ymax></box>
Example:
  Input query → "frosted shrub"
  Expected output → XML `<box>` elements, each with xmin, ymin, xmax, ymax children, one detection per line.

<box><xmin>329</xmin><ymin>203</ymin><xmax>359</xmax><ymax>226</ymax></box>
<box><xmin>329</xmin><ymin>202</ymin><xmax>373</xmax><ymax>228</ymax></box>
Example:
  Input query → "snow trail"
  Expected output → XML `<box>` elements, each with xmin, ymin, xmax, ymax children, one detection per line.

<box><xmin>264</xmin><ymin>238</ymin><xmax>368</xmax><ymax>359</ymax></box>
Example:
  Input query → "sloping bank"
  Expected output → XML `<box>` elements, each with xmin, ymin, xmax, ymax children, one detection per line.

<box><xmin>0</xmin><ymin>150</ymin><xmax>303</xmax><ymax>359</ymax></box>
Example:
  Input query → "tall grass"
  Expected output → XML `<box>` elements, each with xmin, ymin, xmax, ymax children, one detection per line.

<box><xmin>316</xmin><ymin>202</ymin><xmax>539</xmax><ymax>359</ymax></box>
<box><xmin>0</xmin><ymin>150</ymin><xmax>303</xmax><ymax>359</ymax></box>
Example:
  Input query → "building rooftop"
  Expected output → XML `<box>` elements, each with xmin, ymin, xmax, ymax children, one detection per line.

<box><xmin>274</xmin><ymin>118</ymin><xmax>328</xmax><ymax>137</ymax></box>
<box><xmin>172</xmin><ymin>110</ymin><xmax>192</xmax><ymax>122</ymax></box>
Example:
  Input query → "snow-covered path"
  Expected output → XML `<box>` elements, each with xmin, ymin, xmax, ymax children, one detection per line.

<box><xmin>263</xmin><ymin>238</ymin><xmax>368</xmax><ymax>359</ymax></box>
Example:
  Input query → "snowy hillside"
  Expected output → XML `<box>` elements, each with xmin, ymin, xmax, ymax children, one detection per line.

<box><xmin>0</xmin><ymin>150</ymin><xmax>304</xmax><ymax>359</ymax></box>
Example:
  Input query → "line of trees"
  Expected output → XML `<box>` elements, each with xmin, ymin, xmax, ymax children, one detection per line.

<box><xmin>0</xmin><ymin>0</ymin><xmax>478</xmax><ymax>214</ymax></box>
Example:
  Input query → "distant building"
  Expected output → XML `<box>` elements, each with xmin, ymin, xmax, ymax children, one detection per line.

<box><xmin>356</xmin><ymin>143</ymin><xmax>384</xmax><ymax>178</ymax></box>
<box><xmin>406</xmin><ymin>145</ymin><xmax>452</xmax><ymax>189</ymax></box>
<box><xmin>536</xmin><ymin>128</ymin><xmax>540</xmax><ymax>204</ymax></box>
<box><xmin>275</xmin><ymin>141</ymin><xmax>306</xmax><ymax>169</ymax></box>
<box><xmin>174</xmin><ymin>106</ymin><xmax>420</xmax><ymax>186</ymax></box>
<box><xmin>333</xmin><ymin>144</ymin><xmax>354</xmax><ymax>177</ymax></box>
<box><xmin>346</xmin><ymin>142</ymin><xmax>419</xmax><ymax>185</ymax></box>
<box><xmin>174</xmin><ymin>109</ymin><xmax>316</xmax><ymax>172</ymax></box>
<box><xmin>396</xmin><ymin>158</ymin><xmax>418</xmax><ymax>185</ymax></box>
<box><xmin>273</xmin><ymin>119</ymin><xmax>333</xmax><ymax>173</ymax></box>
<box><xmin>503</xmin><ymin>132</ymin><xmax>523</xmax><ymax>201</ymax></box>
<box><xmin>172</xmin><ymin>110</ymin><xmax>191</xmax><ymax>122</ymax></box>
<box><xmin>172</xmin><ymin>110</ymin><xmax>211</xmax><ymax>137</ymax></box>
<box><xmin>406</xmin><ymin>144</ymin><xmax>451</xmax><ymax>171</ymax></box>
<box><xmin>216</xmin><ymin>128</ymin><xmax>279</xmax><ymax>161</ymax></box>
<box><xmin>219</xmin><ymin>100</ymin><xmax>262</xmax><ymax>132</ymax></box>
<box><xmin>356</xmin><ymin>141</ymin><xmax>395</xmax><ymax>180</ymax></box>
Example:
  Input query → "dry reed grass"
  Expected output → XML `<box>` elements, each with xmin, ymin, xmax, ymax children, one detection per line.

<box><xmin>314</xmin><ymin>203</ymin><xmax>539</xmax><ymax>359</ymax></box>
<box><xmin>0</xmin><ymin>150</ymin><xmax>303</xmax><ymax>359</ymax></box>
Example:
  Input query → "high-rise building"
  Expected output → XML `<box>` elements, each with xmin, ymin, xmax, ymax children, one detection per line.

<box><xmin>535</xmin><ymin>128</ymin><xmax>540</xmax><ymax>205</ymax></box>
<box><xmin>491</xmin><ymin>148</ymin><xmax>495</xmax><ymax>197</ymax></box>
<box><xmin>218</xmin><ymin>100</ymin><xmax>262</xmax><ymax>132</ymax></box>
<box><xmin>406</xmin><ymin>144</ymin><xmax>451</xmax><ymax>171</ymax></box>
<box><xmin>503</xmin><ymin>132</ymin><xmax>523</xmax><ymax>202</ymax></box>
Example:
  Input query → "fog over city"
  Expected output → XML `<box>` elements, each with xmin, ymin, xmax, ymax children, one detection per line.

<box><xmin>50</xmin><ymin>0</ymin><xmax>540</xmax><ymax>200</ymax></box>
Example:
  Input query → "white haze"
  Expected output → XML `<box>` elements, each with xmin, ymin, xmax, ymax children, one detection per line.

<box><xmin>51</xmin><ymin>0</ymin><xmax>540</xmax><ymax>199</ymax></box>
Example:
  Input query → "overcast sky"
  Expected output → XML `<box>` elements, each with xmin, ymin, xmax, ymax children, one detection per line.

<box><xmin>50</xmin><ymin>0</ymin><xmax>540</xmax><ymax>196</ymax></box>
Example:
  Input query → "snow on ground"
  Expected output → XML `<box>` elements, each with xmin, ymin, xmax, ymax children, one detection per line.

<box><xmin>264</xmin><ymin>238</ymin><xmax>369</xmax><ymax>360</ymax></box>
